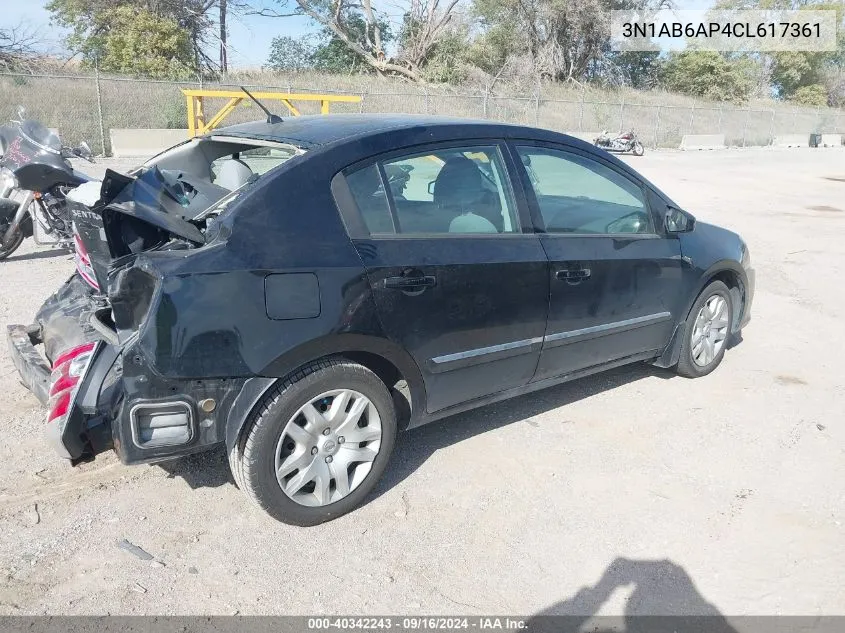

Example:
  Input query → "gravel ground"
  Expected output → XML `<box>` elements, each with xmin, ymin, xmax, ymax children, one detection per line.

<box><xmin>0</xmin><ymin>148</ymin><xmax>843</xmax><ymax>616</ymax></box>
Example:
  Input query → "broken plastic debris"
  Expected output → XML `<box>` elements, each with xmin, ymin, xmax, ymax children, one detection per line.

<box><xmin>117</xmin><ymin>539</ymin><xmax>154</xmax><ymax>561</ymax></box>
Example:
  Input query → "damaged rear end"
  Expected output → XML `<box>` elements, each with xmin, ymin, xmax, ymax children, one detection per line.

<box><xmin>7</xmin><ymin>166</ymin><xmax>231</xmax><ymax>464</ymax></box>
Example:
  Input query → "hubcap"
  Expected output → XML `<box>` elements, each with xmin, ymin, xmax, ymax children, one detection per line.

<box><xmin>274</xmin><ymin>389</ymin><xmax>382</xmax><ymax>507</ymax></box>
<box><xmin>691</xmin><ymin>294</ymin><xmax>729</xmax><ymax>367</ymax></box>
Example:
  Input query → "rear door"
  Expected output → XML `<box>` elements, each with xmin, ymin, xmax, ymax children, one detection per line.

<box><xmin>338</xmin><ymin>142</ymin><xmax>549</xmax><ymax>413</ymax></box>
<box><xmin>511</xmin><ymin>142</ymin><xmax>685</xmax><ymax>381</ymax></box>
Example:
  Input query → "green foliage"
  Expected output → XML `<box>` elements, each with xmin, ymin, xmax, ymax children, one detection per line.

<box><xmin>791</xmin><ymin>83</ymin><xmax>829</xmax><ymax>105</ymax></box>
<box><xmin>661</xmin><ymin>51</ymin><xmax>754</xmax><ymax>102</ymax></box>
<box><xmin>464</xmin><ymin>25</ymin><xmax>519</xmax><ymax>76</ymax></box>
<box><xmin>266</xmin><ymin>35</ymin><xmax>317</xmax><ymax>72</ymax></box>
<box><xmin>420</xmin><ymin>33</ymin><xmax>470</xmax><ymax>83</ymax></box>
<box><xmin>265</xmin><ymin>16</ymin><xmax>392</xmax><ymax>75</ymax></box>
<box><xmin>609</xmin><ymin>51</ymin><xmax>663</xmax><ymax>89</ymax></box>
<box><xmin>312</xmin><ymin>33</ymin><xmax>369</xmax><ymax>73</ymax></box>
<box><xmin>47</xmin><ymin>1</ymin><xmax>195</xmax><ymax>78</ymax></box>
<box><xmin>771</xmin><ymin>51</ymin><xmax>825</xmax><ymax>97</ymax></box>
<box><xmin>315</xmin><ymin>16</ymin><xmax>392</xmax><ymax>73</ymax></box>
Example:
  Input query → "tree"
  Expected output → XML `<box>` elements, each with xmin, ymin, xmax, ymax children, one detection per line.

<box><xmin>770</xmin><ymin>51</ymin><xmax>826</xmax><ymax>98</ymax></box>
<box><xmin>266</xmin><ymin>34</ymin><xmax>317</xmax><ymax>71</ymax></box>
<box><xmin>312</xmin><ymin>14</ymin><xmax>393</xmax><ymax>73</ymax></box>
<box><xmin>714</xmin><ymin>0</ymin><xmax>845</xmax><ymax>102</ymax></box>
<box><xmin>47</xmin><ymin>2</ymin><xmax>194</xmax><ymax>77</ymax></box>
<box><xmin>470</xmin><ymin>0</ymin><xmax>672</xmax><ymax>84</ymax></box>
<box><xmin>94</xmin><ymin>6</ymin><xmax>194</xmax><ymax>77</ymax></box>
<box><xmin>258</xmin><ymin>0</ymin><xmax>461</xmax><ymax>81</ymax></box>
<box><xmin>661</xmin><ymin>50</ymin><xmax>755</xmax><ymax>102</ymax></box>
<box><xmin>791</xmin><ymin>83</ymin><xmax>829</xmax><ymax>105</ymax></box>
<box><xmin>0</xmin><ymin>25</ymin><xmax>38</xmax><ymax>71</ymax></box>
<box><xmin>608</xmin><ymin>51</ymin><xmax>663</xmax><ymax>89</ymax></box>
<box><xmin>46</xmin><ymin>0</ymin><xmax>246</xmax><ymax>75</ymax></box>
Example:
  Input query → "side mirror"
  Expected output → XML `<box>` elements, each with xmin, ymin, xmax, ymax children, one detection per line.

<box><xmin>665</xmin><ymin>207</ymin><xmax>695</xmax><ymax>233</ymax></box>
<box><xmin>427</xmin><ymin>180</ymin><xmax>436</xmax><ymax>196</ymax></box>
<box><xmin>16</xmin><ymin>105</ymin><xmax>26</xmax><ymax>120</ymax></box>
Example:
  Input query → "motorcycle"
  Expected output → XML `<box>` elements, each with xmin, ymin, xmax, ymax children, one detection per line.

<box><xmin>594</xmin><ymin>130</ymin><xmax>645</xmax><ymax>156</ymax></box>
<box><xmin>0</xmin><ymin>107</ymin><xmax>95</xmax><ymax>260</ymax></box>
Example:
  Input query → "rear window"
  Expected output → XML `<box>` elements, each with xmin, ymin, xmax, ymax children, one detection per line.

<box><xmin>211</xmin><ymin>146</ymin><xmax>299</xmax><ymax>182</ymax></box>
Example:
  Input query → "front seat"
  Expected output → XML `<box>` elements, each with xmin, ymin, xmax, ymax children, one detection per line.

<box><xmin>432</xmin><ymin>157</ymin><xmax>497</xmax><ymax>233</ymax></box>
<box><xmin>216</xmin><ymin>158</ymin><xmax>253</xmax><ymax>191</ymax></box>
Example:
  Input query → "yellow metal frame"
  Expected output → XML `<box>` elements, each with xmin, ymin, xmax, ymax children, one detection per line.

<box><xmin>181</xmin><ymin>89</ymin><xmax>362</xmax><ymax>137</ymax></box>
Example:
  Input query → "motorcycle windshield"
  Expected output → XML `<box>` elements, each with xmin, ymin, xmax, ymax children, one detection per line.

<box><xmin>18</xmin><ymin>119</ymin><xmax>62</xmax><ymax>154</ymax></box>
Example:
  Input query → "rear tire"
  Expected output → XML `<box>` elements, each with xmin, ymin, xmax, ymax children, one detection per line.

<box><xmin>676</xmin><ymin>281</ymin><xmax>733</xmax><ymax>378</ymax></box>
<box><xmin>232</xmin><ymin>357</ymin><xmax>397</xmax><ymax>526</ymax></box>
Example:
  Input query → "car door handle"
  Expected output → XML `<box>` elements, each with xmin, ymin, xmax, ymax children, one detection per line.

<box><xmin>384</xmin><ymin>274</ymin><xmax>437</xmax><ymax>289</ymax></box>
<box><xmin>556</xmin><ymin>268</ymin><xmax>591</xmax><ymax>281</ymax></box>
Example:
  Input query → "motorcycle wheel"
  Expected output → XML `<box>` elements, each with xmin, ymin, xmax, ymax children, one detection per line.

<box><xmin>0</xmin><ymin>223</ymin><xmax>24</xmax><ymax>260</ymax></box>
<box><xmin>632</xmin><ymin>142</ymin><xmax>645</xmax><ymax>156</ymax></box>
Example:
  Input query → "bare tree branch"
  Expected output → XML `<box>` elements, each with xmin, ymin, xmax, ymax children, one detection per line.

<box><xmin>0</xmin><ymin>24</ymin><xmax>39</xmax><ymax>71</ymax></box>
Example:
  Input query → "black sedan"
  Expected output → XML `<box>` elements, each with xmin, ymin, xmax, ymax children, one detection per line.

<box><xmin>7</xmin><ymin>115</ymin><xmax>754</xmax><ymax>525</ymax></box>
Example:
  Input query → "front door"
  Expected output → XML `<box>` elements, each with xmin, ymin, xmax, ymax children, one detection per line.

<box><xmin>512</xmin><ymin>143</ymin><xmax>685</xmax><ymax>381</ymax></box>
<box><xmin>342</xmin><ymin>143</ymin><xmax>549</xmax><ymax>413</ymax></box>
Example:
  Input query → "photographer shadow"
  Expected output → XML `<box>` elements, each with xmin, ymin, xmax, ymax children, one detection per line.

<box><xmin>527</xmin><ymin>557</ymin><xmax>738</xmax><ymax>633</ymax></box>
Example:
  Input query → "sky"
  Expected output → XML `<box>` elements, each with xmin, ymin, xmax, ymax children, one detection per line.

<box><xmin>1</xmin><ymin>0</ymin><xmax>317</xmax><ymax>68</ymax></box>
<box><xmin>2</xmin><ymin>0</ymin><xmax>716</xmax><ymax>70</ymax></box>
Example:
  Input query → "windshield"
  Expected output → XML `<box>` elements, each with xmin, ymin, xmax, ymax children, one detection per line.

<box><xmin>18</xmin><ymin>119</ymin><xmax>61</xmax><ymax>154</ymax></box>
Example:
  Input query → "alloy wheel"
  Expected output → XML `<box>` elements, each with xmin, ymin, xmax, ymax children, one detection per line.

<box><xmin>691</xmin><ymin>294</ymin><xmax>729</xmax><ymax>367</ymax></box>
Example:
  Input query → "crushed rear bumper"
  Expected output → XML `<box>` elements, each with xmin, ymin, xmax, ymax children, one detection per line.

<box><xmin>6</xmin><ymin>323</ymin><xmax>50</xmax><ymax>406</ymax></box>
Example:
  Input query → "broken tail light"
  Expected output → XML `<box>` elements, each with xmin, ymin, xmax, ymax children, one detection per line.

<box><xmin>48</xmin><ymin>342</ymin><xmax>97</xmax><ymax>425</ymax></box>
<box><xmin>73</xmin><ymin>226</ymin><xmax>100</xmax><ymax>291</ymax></box>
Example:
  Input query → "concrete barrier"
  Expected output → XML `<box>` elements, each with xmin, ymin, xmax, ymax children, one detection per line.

<box><xmin>679</xmin><ymin>134</ymin><xmax>726</xmax><ymax>150</ymax></box>
<box><xmin>773</xmin><ymin>134</ymin><xmax>808</xmax><ymax>148</ymax></box>
<box><xmin>109</xmin><ymin>129</ymin><xmax>189</xmax><ymax>158</ymax></box>
<box><xmin>821</xmin><ymin>134</ymin><xmax>842</xmax><ymax>147</ymax></box>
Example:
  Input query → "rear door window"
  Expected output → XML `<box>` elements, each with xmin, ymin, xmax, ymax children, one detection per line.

<box><xmin>345</xmin><ymin>146</ymin><xmax>519</xmax><ymax>235</ymax></box>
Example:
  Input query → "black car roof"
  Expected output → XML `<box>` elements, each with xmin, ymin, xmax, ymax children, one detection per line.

<box><xmin>212</xmin><ymin>114</ymin><xmax>526</xmax><ymax>149</ymax></box>
<box><xmin>212</xmin><ymin>114</ymin><xmax>679</xmax><ymax>208</ymax></box>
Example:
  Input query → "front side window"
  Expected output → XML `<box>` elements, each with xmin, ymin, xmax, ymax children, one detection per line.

<box><xmin>517</xmin><ymin>147</ymin><xmax>653</xmax><ymax>235</ymax></box>
<box><xmin>346</xmin><ymin>146</ymin><xmax>519</xmax><ymax>235</ymax></box>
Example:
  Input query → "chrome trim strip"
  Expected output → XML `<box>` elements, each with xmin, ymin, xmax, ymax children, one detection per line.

<box><xmin>426</xmin><ymin>312</ymin><xmax>672</xmax><ymax>373</ymax></box>
<box><xmin>430</xmin><ymin>336</ymin><xmax>544</xmax><ymax>366</ymax></box>
<box><xmin>544</xmin><ymin>311</ymin><xmax>672</xmax><ymax>345</ymax></box>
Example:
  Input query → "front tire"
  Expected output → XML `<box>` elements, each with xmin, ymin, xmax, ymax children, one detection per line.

<box><xmin>233</xmin><ymin>358</ymin><xmax>397</xmax><ymax>526</ymax></box>
<box><xmin>0</xmin><ymin>224</ymin><xmax>24</xmax><ymax>260</ymax></box>
<box><xmin>676</xmin><ymin>281</ymin><xmax>733</xmax><ymax>378</ymax></box>
<box><xmin>632</xmin><ymin>141</ymin><xmax>644</xmax><ymax>156</ymax></box>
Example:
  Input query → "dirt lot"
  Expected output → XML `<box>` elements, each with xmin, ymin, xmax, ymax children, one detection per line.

<box><xmin>0</xmin><ymin>147</ymin><xmax>843</xmax><ymax>617</ymax></box>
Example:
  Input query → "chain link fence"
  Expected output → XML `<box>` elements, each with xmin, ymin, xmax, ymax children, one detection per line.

<box><xmin>1</xmin><ymin>71</ymin><xmax>843</xmax><ymax>156</ymax></box>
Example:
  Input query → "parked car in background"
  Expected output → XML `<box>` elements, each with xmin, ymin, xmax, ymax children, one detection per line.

<box><xmin>7</xmin><ymin>115</ymin><xmax>754</xmax><ymax>526</ymax></box>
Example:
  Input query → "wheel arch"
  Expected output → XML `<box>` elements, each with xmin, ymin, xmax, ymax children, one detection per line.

<box><xmin>655</xmin><ymin>262</ymin><xmax>746</xmax><ymax>369</ymax></box>
<box><xmin>691</xmin><ymin>262</ymin><xmax>747</xmax><ymax>333</ymax></box>
<box><xmin>224</xmin><ymin>333</ymin><xmax>426</xmax><ymax>452</ymax></box>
